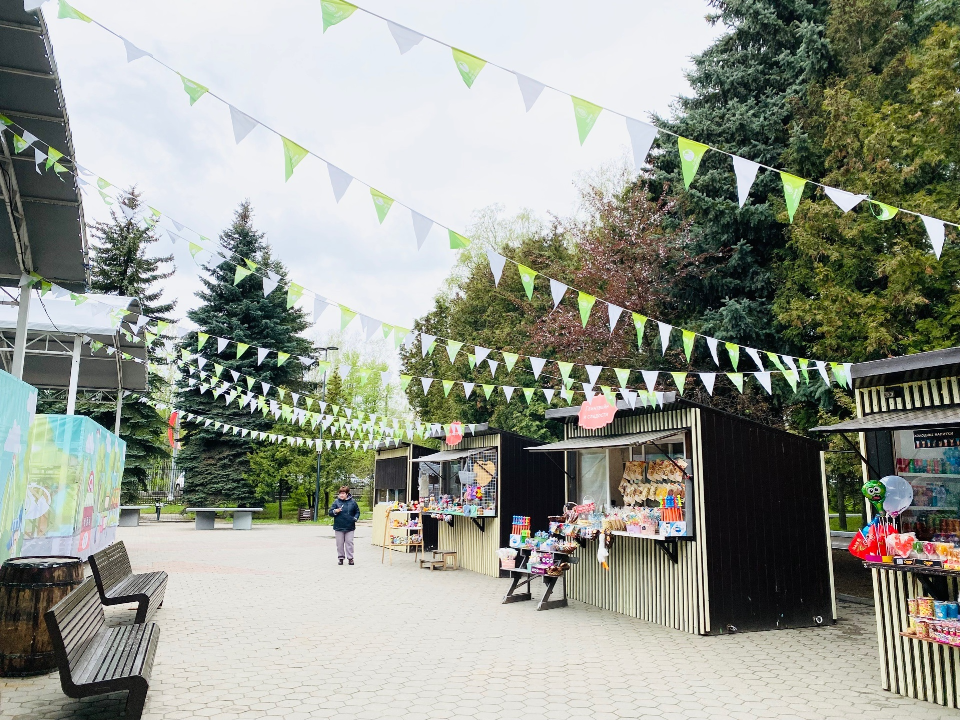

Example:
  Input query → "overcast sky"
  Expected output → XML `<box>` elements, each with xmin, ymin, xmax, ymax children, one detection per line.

<box><xmin>44</xmin><ymin>0</ymin><xmax>720</xmax><ymax>341</ymax></box>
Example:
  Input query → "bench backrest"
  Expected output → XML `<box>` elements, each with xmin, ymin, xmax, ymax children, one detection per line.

<box><xmin>89</xmin><ymin>540</ymin><xmax>132</xmax><ymax>592</ymax></box>
<box><xmin>44</xmin><ymin>577</ymin><xmax>105</xmax><ymax>674</ymax></box>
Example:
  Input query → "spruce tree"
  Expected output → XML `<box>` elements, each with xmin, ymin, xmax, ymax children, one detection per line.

<box><xmin>176</xmin><ymin>202</ymin><xmax>313</xmax><ymax>507</ymax></box>
<box><xmin>84</xmin><ymin>188</ymin><xmax>176</xmax><ymax>502</ymax></box>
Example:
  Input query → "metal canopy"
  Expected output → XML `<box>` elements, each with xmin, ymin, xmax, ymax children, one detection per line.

<box><xmin>0</xmin><ymin>1</ymin><xmax>88</xmax><ymax>291</ymax></box>
<box><xmin>526</xmin><ymin>430</ymin><xmax>682</xmax><ymax>452</ymax></box>
<box><xmin>810</xmin><ymin>407</ymin><xmax>960</xmax><ymax>434</ymax></box>
<box><xmin>851</xmin><ymin>346</ymin><xmax>960</xmax><ymax>389</ymax></box>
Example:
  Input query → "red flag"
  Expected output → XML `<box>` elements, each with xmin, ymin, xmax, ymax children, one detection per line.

<box><xmin>168</xmin><ymin>411</ymin><xmax>178</xmax><ymax>449</ymax></box>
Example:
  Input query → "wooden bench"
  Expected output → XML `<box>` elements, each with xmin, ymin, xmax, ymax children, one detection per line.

<box><xmin>89</xmin><ymin>541</ymin><xmax>167</xmax><ymax>624</ymax></box>
<box><xmin>297</xmin><ymin>508</ymin><xmax>313</xmax><ymax>522</ymax></box>
<box><xmin>44</xmin><ymin>577</ymin><xmax>159</xmax><ymax>720</ymax></box>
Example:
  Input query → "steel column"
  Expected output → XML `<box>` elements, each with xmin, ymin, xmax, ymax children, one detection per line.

<box><xmin>65</xmin><ymin>334</ymin><xmax>81</xmax><ymax>414</ymax></box>
<box><xmin>11</xmin><ymin>277</ymin><xmax>30</xmax><ymax>379</ymax></box>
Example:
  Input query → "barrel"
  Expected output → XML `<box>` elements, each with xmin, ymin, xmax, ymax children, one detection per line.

<box><xmin>0</xmin><ymin>556</ymin><xmax>84</xmax><ymax>676</ymax></box>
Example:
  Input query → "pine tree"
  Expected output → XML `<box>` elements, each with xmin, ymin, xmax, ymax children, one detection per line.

<box><xmin>84</xmin><ymin>188</ymin><xmax>176</xmax><ymax>502</ymax></box>
<box><xmin>176</xmin><ymin>202</ymin><xmax>313</xmax><ymax>506</ymax></box>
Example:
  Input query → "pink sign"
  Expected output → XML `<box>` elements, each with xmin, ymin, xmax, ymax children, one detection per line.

<box><xmin>577</xmin><ymin>395</ymin><xmax>617</xmax><ymax>429</ymax></box>
<box><xmin>446</xmin><ymin>421</ymin><xmax>464</xmax><ymax>446</ymax></box>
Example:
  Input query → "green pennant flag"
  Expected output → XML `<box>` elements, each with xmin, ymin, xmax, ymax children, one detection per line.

<box><xmin>370</xmin><ymin>189</ymin><xmax>394</xmax><ymax>224</ymax></box>
<box><xmin>11</xmin><ymin>135</ymin><xmax>29</xmax><ymax>154</ymax></box>
<box><xmin>560</xmin><ymin>387</ymin><xmax>573</xmax><ymax>405</ymax></box>
<box><xmin>523</xmin><ymin>388</ymin><xmax>534</xmax><ymax>404</ymax></box>
<box><xmin>482</xmin><ymin>384</ymin><xmax>495</xmax><ymax>400</ymax></box>
<box><xmin>682</xmin><ymin>330</ymin><xmax>696</xmax><ymax>362</ymax></box>
<box><xmin>400</xmin><ymin>375</ymin><xmax>412</xmax><ymax>391</ymax></box>
<box><xmin>799</xmin><ymin>358</ymin><xmax>810</xmax><ymax>383</ymax></box>
<box><xmin>321</xmin><ymin>0</ymin><xmax>357</xmax><ymax>32</ymax></box>
<box><xmin>725</xmin><ymin>342</ymin><xmax>740</xmax><ymax>371</ymax></box>
<box><xmin>179</xmin><ymin>74</ymin><xmax>208</xmax><ymax>106</ymax></box>
<box><xmin>783</xmin><ymin>369</ymin><xmax>799</xmax><ymax>392</ymax></box>
<box><xmin>58</xmin><ymin>0</ymin><xmax>92</xmax><ymax>22</ymax></box>
<box><xmin>451</xmin><ymin>48</ymin><xmax>486</xmax><ymax>88</ymax></box>
<box><xmin>571</xmin><ymin>96</ymin><xmax>603</xmax><ymax>145</ymax></box>
<box><xmin>52</xmin><ymin>162</ymin><xmax>68</xmax><ymax>176</ymax></box>
<box><xmin>632</xmin><ymin>313</ymin><xmax>647</xmax><ymax>349</ymax></box>
<box><xmin>144</xmin><ymin>331</ymin><xmax>157</xmax><ymax>345</ymax></box>
<box><xmin>244</xmin><ymin>258</ymin><xmax>259</xmax><ymax>271</ymax></box>
<box><xmin>282</xmin><ymin>137</ymin><xmax>309</xmax><ymax>181</ymax></box>
<box><xmin>277</xmin><ymin>388</ymin><xmax>287</xmax><ymax>401</ymax></box>
<box><xmin>670</xmin><ymin>372</ymin><xmax>688</xmax><ymax>395</ymax></box>
<box><xmin>198</xmin><ymin>332</ymin><xmax>209</xmax><ymax>350</ymax></box>
<box><xmin>727</xmin><ymin>372</ymin><xmax>744</xmax><ymax>393</ymax></box>
<box><xmin>233</xmin><ymin>266</ymin><xmax>252</xmax><ymax>285</ymax></box>
<box><xmin>557</xmin><ymin>361</ymin><xmax>574</xmax><ymax>383</ymax></box>
<box><xmin>448</xmin><ymin>230</ymin><xmax>471</xmax><ymax>249</ymax></box>
<box><xmin>870</xmin><ymin>201</ymin><xmax>899</xmax><ymax>221</ymax></box>
<box><xmin>45</xmin><ymin>147</ymin><xmax>63</xmax><ymax>171</ymax></box>
<box><xmin>577</xmin><ymin>291</ymin><xmax>596</xmax><ymax>327</ymax></box>
<box><xmin>614</xmin><ymin>368</ymin><xmax>630</xmax><ymax>387</ymax></box>
<box><xmin>442</xmin><ymin>380</ymin><xmax>454</xmax><ymax>397</ymax></box>
<box><xmin>188</xmin><ymin>241</ymin><xmax>203</xmax><ymax>259</ymax></box>
<box><xmin>468</xmin><ymin>353</ymin><xmax>476</xmax><ymax>370</ymax></box>
<box><xmin>765</xmin><ymin>352</ymin><xmax>786</xmax><ymax>372</ymax></box>
<box><xmin>286</xmin><ymin>283</ymin><xmax>304</xmax><ymax>309</ymax></box>
<box><xmin>246</xmin><ymin>376</ymin><xmax>255</xmax><ymax>390</ymax></box>
<box><xmin>830</xmin><ymin>362</ymin><xmax>848</xmax><ymax>389</ymax></box>
<box><xmin>780</xmin><ymin>172</ymin><xmax>806</xmax><ymax>223</ymax></box>
<box><xmin>213</xmin><ymin>363</ymin><xmax>224</xmax><ymax>378</ymax></box>
<box><xmin>502</xmin><ymin>352</ymin><xmax>519</xmax><ymax>372</ymax></box>
<box><xmin>446</xmin><ymin>341</ymin><xmax>463</xmax><ymax>363</ymax></box>
<box><xmin>677</xmin><ymin>137</ymin><xmax>709</xmax><ymax>189</ymax></box>
<box><xmin>339</xmin><ymin>305</ymin><xmax>357</xmax><ymax>330</ymax></box>
<box><xmin>236</xmin><ymin>343</ymin><xmax>249</xmax><ymax>359</ymax></box>
<box><xmin>517</xmin><ymin>265</ymin><xmax>537</xmax><ymax>300</ymax></box>
<box><xmin>393</xmin><ymin>327</ymin><xmax>408</xmax><ymax>349</ymax></box>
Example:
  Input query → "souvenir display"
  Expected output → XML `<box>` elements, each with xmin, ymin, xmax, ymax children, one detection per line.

<box><xmin>419</xmin><ymin>448</ymin><xmax>498</xmax><ymax>517</ymax></box>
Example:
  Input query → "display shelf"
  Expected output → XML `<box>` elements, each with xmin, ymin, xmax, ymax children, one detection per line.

<box><xmin>899</xmin><ymin>631</ymin><xmax>960</xmax><ymax>650</ymax></box>
<box><xmin>865</xmin><ymin>561</ymin><xmax>960</xmax><ymax>578</ymax></box>
<box><xmin>904</xmin><ymin>505</ymin><xmax>959</xmax><ymax>511</ymax></box>
<box><xmin>901</xmin><ymin>473</ymin><xmax>960</xmax><ymax>478</ymax></box>
<box><xmin>611</xmin><ymin>530</ymin><xmax>694</xmax><ymax>541</ymax></box>
<box><xmin>423</xmin><ymin>509</ymin><xmax>497</xmax><ymax>518</ymax></box>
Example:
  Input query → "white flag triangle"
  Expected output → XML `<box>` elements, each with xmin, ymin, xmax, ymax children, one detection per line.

<box><xmin>386</xmin><ymin>21</ymin><xmax>424</xmax><ymax>55</ymax></box>
<box><xmin>530</xmin><ymin>357</ymin><xmax>546</xmax><ymax>379</ymax></box>
<box><xmin>262</xmin><ymin>276</ymin><xmax>278</xmax><ymax>297</ymax></box>
<box><xmin>732</xmin><ymin>156</ymin><xmax>760</xmax><ymax>208</ymax></box>
<box><xmin>474</xmin><ymin>346</ymin><xmax>491</xmax><ymax>363</ymax></box>
<box><xmin>327</xmin><ymin>164</ymin><xmax>353</xmax><ymax>203</ymax></box>
<box><xmin>120</xmin><ymin>36</ymin><xmax>152</xmax><ymax>62</ymax></box>
<box><xmin>217</xmin><ymin>337</ymin><xmax>228</xmax><ymax>354</ymax></box>
<box><xmin>542</xmin><ymin>388</ymin><xmax>555</xmax><ymax>403</ymax></box>
<box><xmin>823</xmin><ymin>186</ymin><xmax>867</xmax><ymax>213</ymax></box>
<box><xmin>745</xmin><ymin>347</ymin><xmax>764</xmax><ymax>370</ymax></box>
<box><xmin>420</xmin><ymin>334</ymin><xmax>435</xmax><ymax>357</ymax></box>
<box><xmin>228</xmin><ymin>105</ymin><xmax>259</xmax><ymax>144</ymax></box>
<box><xmin>626</xmin><ymin>118</ymin><xmax>658</xmax><ymax>171</ymax></box>
<box><xmin>581</xmin><ymin>383</ymin><xmax>595</xmax><ymax>400</ymax></box>
<box><xmin>755</xmin><ymin>371</ymin><xmax>773</xmax><ymax>394</ymax></box>
<box><xmin>411</xmin><ymin>211</ymin><xmax>433</xmax><ymax>250</ymax></box>
<box><xmin>607</xmin><ymin>304</ymin><xmax>623</xmax><ymax>333</ymax></box>
<box><xmin>706</xmin><ymin>337</ymin><xmax>720</xmax><ymax>366</ymax></box>
<box><xmin>487</xmin><ymin>359</ymin><xmax>499</xmax><ymax>377</ymax></box>
<box><xmin>257</xmin><ymin>348</ymin><xmax>270</xmax><ymax>365</ymax></box>
<box><xmin>921</xmin><ymin>215</ymin><xmax>946</xmax><ymax>259</ymax></box>
<box><xmin>550</xmin><ymin>279</ymin><xmax>567</xmax><ymax>309</ymax></box>
<box><xmin>171</xmin><ymin>219</ymin><xmax>185</xmax><ymax>232</ymax></box>
<box><xmin>462</xmin><ymin>382</ymin><xmax>474</xmax><ymax>399</ymax></box>
<box><xmin>700</xmin><ymin>372</ymin><xmax>716</xmax><ymax>395</ymax></box>
<box><xmin>486</xmin><ymin>250</ymin><xmax>507</xmax><ymax>286</ymax></box>
<box><xmin>514</xmin><ymin>73</ymin><xmax>545</xmax><ymax>112</ymax></box>
<box><xmin>503</xmin><ymin>386</ymin><xmax>515</xmax><ymax>402</ymax></box>
<box><xmin>360</xmin><ymin>314</ymin><xmax>381</xmax><ymax>341</ymax></box>
<box><xmin>585</xmin><ymin>364</ymin><xmax>603</xmax><ymax>385</ymax></box>
<box><xmin>657</xmin><ymin>321</ymin><xmax>672</xmax><ymax>355</ymax></box>
<box><xmin>641</xmin><ymin>370</ymin><xmax>659</xmax><ymax>393</ymax></box>
<box><xmin>261</xmin><ymin>381</ymin><xmax>271</xmax><ymax>395</ymax></box>
<box><xmin>620</xmin><ymin>387</ymin><xmax>637</xmax><ymax>409</ymax></box>
<box><xmin>420</xmin><ymin>377</ymin><xmax>433</xmax><ymax>394</ymax></box>
<box><xmin>313</xmin><ymin>296</ymin><xmax>329</xmax><ymax>323</ymax></box>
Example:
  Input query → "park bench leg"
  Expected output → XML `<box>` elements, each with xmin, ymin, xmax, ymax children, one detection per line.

<box><xmin>537</xmin><ymin>574</ymin><xmax>568</xmax><ymax>611</ymax></box>
<box><xmin>502</xmin><ymin>574</ymin><xmax>532</xmax><ymax>604</ymax></box>
<box><xmin>195</xmin><ymin>512</ymin><xmax>215</xmax><ymax>530</ymax></box>
<box><xmin>233</xmin><ymin>512</ymin><xmax>253</xmax><ymax>530</ymax></box>
<box><xmin>124</xmin><ymin>683</ymin><xmax>148</xmax><ymax>720</ymax></box>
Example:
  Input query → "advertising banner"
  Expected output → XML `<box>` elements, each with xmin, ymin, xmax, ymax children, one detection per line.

<box><xmin>0</xmin><ymin>369</ymin><xmax>38</xmax><ymax>563</ymax></box>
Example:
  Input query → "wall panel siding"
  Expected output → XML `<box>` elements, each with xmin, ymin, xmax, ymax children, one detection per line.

<box><xmin>437</xmin><ymin>516</ymin><xmax>501</xmax><ymax>577</ymax></box>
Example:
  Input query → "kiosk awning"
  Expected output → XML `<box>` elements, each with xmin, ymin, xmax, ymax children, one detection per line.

<box><xmin>525</xmin><ymin>429</ymin><xmax>682</xmax><ymax>452</ymax></box>
<box><xmin>416</xmin><ymin>448</ymin><xmax>485</xmax><ymax>463</ymax></box>
<box><xmin>810</xmin><ymin>406</ymin><xmax>960</xmax><ymax>433</ymax></box>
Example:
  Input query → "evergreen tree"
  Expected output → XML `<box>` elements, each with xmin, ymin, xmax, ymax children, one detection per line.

<box><xmin>176</xmin><ymin>202</ymin><xmax>313</xmax><ymax>506</ymax></box>
<box><xmin>84</xmin><ymin>188</ymin><xmax>176</xmax><ymax>502</ymax></box>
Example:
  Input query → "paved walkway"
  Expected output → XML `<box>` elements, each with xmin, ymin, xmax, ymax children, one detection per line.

<box><xmin>2</xmin><ymin>522</ymin><xmax>956</xmax><ymax>720</ymax></box>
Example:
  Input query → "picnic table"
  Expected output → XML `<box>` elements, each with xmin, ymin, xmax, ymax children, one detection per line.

<box><xmin>118</xmin><ymin>506</ymin><xmax>152</xmax><ymax>527</ymax></box>
<box><xmin>184</xmin><ymin>507</ymin><xmax>263</xmax><ymax>530</ymax></box>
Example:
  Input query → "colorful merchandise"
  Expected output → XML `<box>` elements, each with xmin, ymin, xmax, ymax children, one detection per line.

<box><xmin>0</xmin><ymin>369</ymin><xmax>38</xmax><ymax>563</ymax></box>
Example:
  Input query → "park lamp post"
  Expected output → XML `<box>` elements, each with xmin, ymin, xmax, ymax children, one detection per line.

<box><xmin>313</xmin><ymin>346</ymin><xmax>338</xmax><ymax>521</ymax></box>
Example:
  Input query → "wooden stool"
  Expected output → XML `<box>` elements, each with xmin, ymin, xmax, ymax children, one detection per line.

<box><xmin>433</xmin><ymin>550</ymin><xmax>458</xmax><ymax>571</ymax></box>
<box><xmin>419</xmin><ymin>558</ymin><xmax>444</xmax><ymax>571</ymax></box>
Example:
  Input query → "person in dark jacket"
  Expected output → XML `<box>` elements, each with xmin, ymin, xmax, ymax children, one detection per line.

<box><xmin>328</xmin><ymin>485</ymin><xmax>361</xmax><ymax>565</ymax></box>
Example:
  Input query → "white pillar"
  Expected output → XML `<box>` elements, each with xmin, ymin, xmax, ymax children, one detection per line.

<box><xmin>11</xmin><ymin>276</ymin><xmax>31</xmax><ymax>380</ymax></box>
<box><xmin>66</xmin><ymin>335</ymin><xmax>82</xmax><ymax>415</ymax></box>
<box><xmin>114</xmin><ymin>392</ymin><xmax>123</xmax><ymax>435</ymax></box>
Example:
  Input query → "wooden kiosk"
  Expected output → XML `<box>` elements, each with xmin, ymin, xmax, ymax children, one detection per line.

<box><xmin>532</xmin><ymin>394</ymin><xmax>835</xmax><ymax>635</ymax></box>
<box><xmin>812</xmin><ymin>347</ymin><xmax>960</xmax><ymax>708</ymax></box>
<box><xmin>371</xmin><ymin>441</ymin><xmax>435</xmax><ymax>551</ymax></box>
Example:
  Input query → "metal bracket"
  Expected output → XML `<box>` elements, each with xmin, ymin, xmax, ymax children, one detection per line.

<box><xmin>655</xmin><ymin>539</ymin><xmax>679</xmax><ymax>564</ymax></box>
<box><xmin>470</xmin><ymin>516</ymin><xmax>486</xmax><ymax>532</ymax></box>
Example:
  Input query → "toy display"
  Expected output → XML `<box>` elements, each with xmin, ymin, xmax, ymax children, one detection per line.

<box><xmin>420</xmin><ymin>448</ymin><xmax>499</xmax><ymax>517</ymax></box>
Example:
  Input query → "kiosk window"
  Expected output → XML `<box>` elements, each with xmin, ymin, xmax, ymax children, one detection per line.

<box><xmin>578</xmin><ymin>450</ymin><xmax>608</xmax><ymax>507</ymax></box>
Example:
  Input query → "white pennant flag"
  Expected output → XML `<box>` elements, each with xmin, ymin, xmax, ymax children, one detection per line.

<box><xmin>626</xmin><ymin>118</ymin><xmax>658</xmax><ymax>171</ymax></box>
<box><xmin>411</xmin><ymin>211</ymin><xmax>433</xmax><ymax>250</ymax></box>
<box><xmin>486</xmin><ymin>250</ymin><xmax>507</xmax><ymax>286</ymax></box>
<box><xmin>732</xmin><ymin>156</ymin><xmax>760</xmax><ymax>208</ymax></box>
<box><xmin>754</xmin><ymin>371</ymin><xmax>773</xmax><ymax>394</ymax></box>
<box><xmin>700</xmin><ymin>372</ymin><xmax>716</xmax><ymax>395</ymax></box>
<box><xmin>921</xmin><ymin>215</ymin><xmax>946</xmax><ymax>259</ymax></box>
<box><xmin>581</xmin><ymin>383</ymin><xmax>595</xmax><ymax>401</ymax></box>
<box><xmin>257</xmin><ymin>348</ymin><xmax>270</xmax><ymax>365</ymax></box>
<box><xmin>782</xmin><ymin>355</ymin><xmax>798</xmax><ymax>372</ymax></box>
<box><xmin>380</xmin><ymin>370</ymin><xmax>392</xmax><ymax>385</ymax></box>
<box><xmin>420</xmin><ymin>377</ymin><xmax>433</xmax><ymax>394</ymax></box>
<box><xmin>420</xmin><ymin>334</ymin><xmax>435</xmax><ymax>357</ymax></box>
<box><xmin>360</xmin><ymin>314</ymin><xmax>381</xmax><ymax>341</ymax></box>
<box><xmin>641</xmin><ymin>370</ymin><xmax>659</xmax><ymax>393</ymax></box>
<box><xmin>171</xmin><ymin>219</ymin><xmax>185</xmax><ymax>232</ymax></box>
<box><xmin>585</xmin><ymin>365</ymin><xmax>603</xmax><ymax>385</ymax></box>
<box><xmin>261</xmin><ymin>381</ymin><xmax>271</xmax><ymax>395</ymax></box>
<box><xmin>386</xmin><ymin>21</ymin><xmax>424</xmax><ymax>54</ymax></box>
<box><xmin>542</xmin><ymin>388</ymin><xmax>555</xmax><ymax>403</ymax></box>
<box><xmin>313</xmin><ymin>296</ymin><xmax>329</xmax><ymax>323</ymax></box>
<box><xmin>327</xmin><ymin>164</ymin><xmax>353</xmax><ymax>203</ymax></box>
<box><xmin>607</xmin><ymin>304</ymin><xmax>623</xmax><ymax>333</ymax></box>
<box><xmin>474</xmin><ymin>346</ymin><xmax>491</xmax><ymax>363</ymax></box>
<box><xmin>20</xmin><ymin>131</ymin><xmax>38</xmax><ymax>148</ymax></box>
<box><xmin>487</xmin><ymin>359</ymin><xmax>499</xmax><ymax>377</ymax></box>
<box><xmin>228</xmin><ymin>105</ymin><xmax>259</xmax><ymax>144</ymax></box>
<box><xmin>119</xmin><ymin>203</ymin><xmax>135</xmax><ymax>220</ymax></box>
<box><xmin>706</xmin><ymin>337</ymin><xmax>720</xmax><ymax>366</ymax></box>
<box><xmin>503</xmin><ymin>386</ymin><xmax>516</xmax><ymax>402</ymax></box>
<box><xmin>403</xmin><ymin>331</ymin><xmax>418</xmax><ymax>349</ymax></box>
<box><xmin>823</xmin><ymin>186</ymin><xmax>867</xmax><ymax>213</ymax></box>
<box><xmin>462</xmin><ymin>382</ymin><xmax>474</xmax><ymax>399</ymax></box>
<box><xmin>815</xmin><ymin>360</ymin><xmax>831</xmax><ymax>386</ymax></box>
<box><xmin>217</xmin><ymin>337</ymin><xmax>228</xmax><ymax>354</ymax></box>
<box><xmin>745</xmin><ymin>347</ymin><xmax>764</xmax><ymax>370</ymax></box>
<box><xmin>262</xmin><ymin>275</ymin><xmax>279</xmax><ymax>297</ymax></box>
<box><xmin>549</xmin><ymin>279</ymin><xmax>567</xmax><ymax>309</ymax></box>
<box><xmin>514</xmin><ymin>73</ymin><xmax>545</xmax><ymax>112</ymax></box>
<box><xmin>120</xmin><ymin>36</ymin><xmax>152</xmax><ymax>63</ymax></box>
<box><xmin>657</xmin><ymin>321</ymin><xmax>672</xmax><ymax>355</ymax></box>
<box><xmin>34</xmin><ymin>148</ymin><xmax>46</xmax><ymax>173</ymax></box>
<box><xmin>620</xmin><ymin>388</ymin><xmax>637</xmax><ymax>409</ymax></box>
<box><xmin>529</xmin><ymin>357</ymin><xmax>546</xmax><ymax>379</ymax></box>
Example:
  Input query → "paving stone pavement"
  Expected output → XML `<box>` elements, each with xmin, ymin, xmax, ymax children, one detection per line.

<box><xmin>2</xmin><ymin>522</ymin><xmax>957</xmax><ymax>720</ymax></box>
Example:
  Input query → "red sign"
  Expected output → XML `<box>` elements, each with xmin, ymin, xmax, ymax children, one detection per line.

<box><xmin>577</xmin><ymin>394</ymin><xmax>617</xmax><ymax>429</ymax></box>
<box><xmin>168</xmin><ymin>411</ymin><xmax>179</xmax><ymax>449</ymax></box>
<box><xmin>446</xmin><ymin>421</ymin><xmax>464</xmax><ymax>446</ymax></box>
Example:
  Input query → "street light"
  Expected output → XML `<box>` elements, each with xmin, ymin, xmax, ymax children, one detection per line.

<box><xmin>314</xmin><ymin>346</ymin><xmax>338</xmax><ymax>521</ymax></box>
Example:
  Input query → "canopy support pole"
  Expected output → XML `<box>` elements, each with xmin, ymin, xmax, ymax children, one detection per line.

<box><xmin>114</xmin><ymin>393</ymin><xmax>122</xmax><ymax>435</ymax></box>
<box><xmin>66</xmin><ymin>334</ymin><xmax>81</xmax><ymax>414</ymax></box>
<box><xmin>11</xmin><ymin>276</ymin><xmax>30</xmax><ymax>380</ymax></box>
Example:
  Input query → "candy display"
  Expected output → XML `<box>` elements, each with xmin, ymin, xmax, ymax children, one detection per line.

<box><xmin>904</xmin><ymin>595</ymin><xmax>960</xmax><ymax>648</ymax></box>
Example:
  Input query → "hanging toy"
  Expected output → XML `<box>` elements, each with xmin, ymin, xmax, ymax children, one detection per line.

<box><xmin>862</xmin><ymin>479</ymin><xmax>887</xmax><ymax>514</ymax></box>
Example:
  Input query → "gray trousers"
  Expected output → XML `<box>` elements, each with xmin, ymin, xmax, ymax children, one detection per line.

<box><xmin>335</xmin><ymin>530</ymin><xmax>355</xmax><ymax>559</ymax></box>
